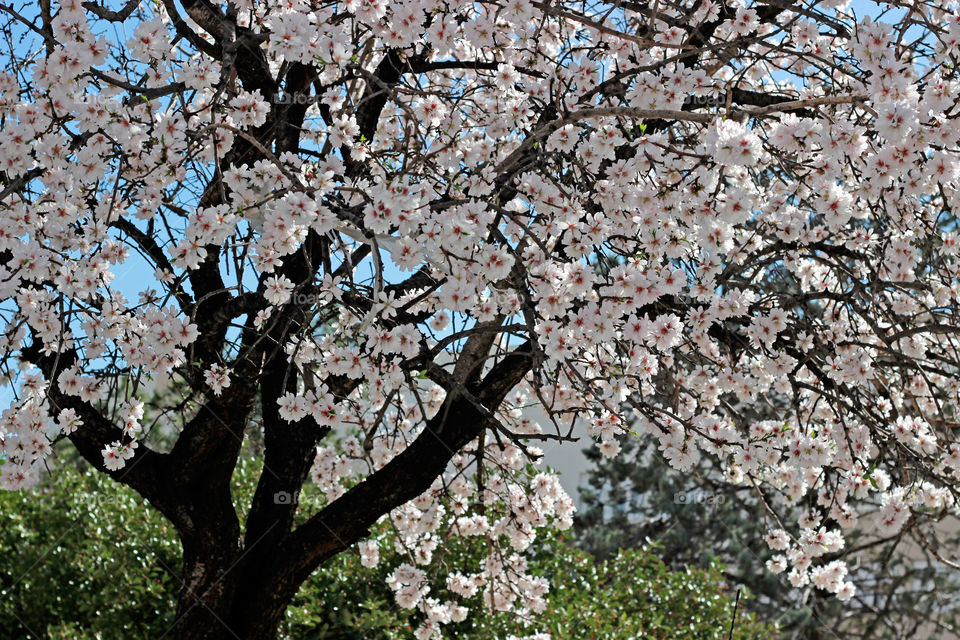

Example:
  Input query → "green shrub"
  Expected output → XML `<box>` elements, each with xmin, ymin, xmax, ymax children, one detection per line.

<box><xmin>0</xmin><ymin>458</ymin><xmax>776</xmax><ymax>639</ymax></box>
<box><xmin>0</xmin><ymin>465</ymin><xmax>180</xmax><ymax>639</ymax></box>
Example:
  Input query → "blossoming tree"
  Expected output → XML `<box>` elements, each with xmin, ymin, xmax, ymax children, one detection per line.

<box><xmin>2</xmin><ymin>0</ymin><xmax>960</xmax><ymax>637</ymax></box>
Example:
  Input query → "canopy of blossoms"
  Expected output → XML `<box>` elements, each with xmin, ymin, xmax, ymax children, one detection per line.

<box><xmin>1</xmin><ymin>0</ymin><xmax>960</xmax><ymax>637</ymax></box>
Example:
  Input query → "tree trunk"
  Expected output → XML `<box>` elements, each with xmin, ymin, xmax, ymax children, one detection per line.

<box><xmin>171</xmin><ymin>547</ymin><xmax>243</xmax><ymax>639</ymax></box>
<box><xmin>170</xmin><ymin>549</ymin><xmax>304</xmax><ymax>640</ymax></box>
<box><xmin>160</xmin><ymin>342</ymin><xmax>535</xmax><ymax>639</ymax></box>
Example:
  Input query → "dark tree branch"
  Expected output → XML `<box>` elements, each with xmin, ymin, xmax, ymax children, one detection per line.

<box><xmin>265</xmin><ymin>341</ymin><xmax>534</xmax><ymax>603</ymax></box>
<box><xmin>82</xmin><ymin>0</ymin><xmax>140</xmax><ymax>22</ymax></box>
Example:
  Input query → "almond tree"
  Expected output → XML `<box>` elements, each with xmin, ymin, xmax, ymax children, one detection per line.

<box><xmin>2</xmin><ymin>0</ymin><xmax>960</xmax><ymax>638</ymax></box>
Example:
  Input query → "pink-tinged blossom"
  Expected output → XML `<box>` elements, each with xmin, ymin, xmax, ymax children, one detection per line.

<box><xmin>264</xmin><ymin>275</ymin><xmax>295</xmax><ymax>305</ymax></box>
<box><xmin>359</xmin><ymin>539</ymin><xmax>379</xmax><ymax>568</ymax></box>
<box><xmin>57</xmin><ymin>408</ymin><xmax>82</xmax><ymax>435</ymax></box>
<box><xmin>705</xmin><ymin>119</ymin><xmax>763</xmax><ymax>166</ymax></box>
<box><xmin>228</xmin><ymin>91</ymin><xmax>270</xmax><ymax>129</ymax></box>
<box><xmin>101</xmin><ymin>440</ymin><xmax>137</xmax><ymax>471</ymax></box>
<box><xmin>204</xmin><ymin>364</ymin><xmax>232</xmax><ymax>396</ymax></box>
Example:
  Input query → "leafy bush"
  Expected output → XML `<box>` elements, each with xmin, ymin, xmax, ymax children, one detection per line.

<box><xmin>511</xmin><ymin>546</ymin><xmax>773</xmax><ymax>640</ymax></box>
<box><xmin>0</xmin><ymin>464</ymin><xmax>180</xmax><ymax>638</ymax></box>
<box><xmin>0</xmin><ymin>457</ymin><xmax>776</xmax><ymax>639</ymax></box>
